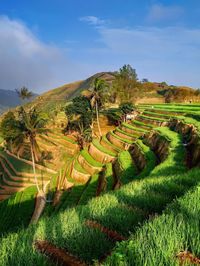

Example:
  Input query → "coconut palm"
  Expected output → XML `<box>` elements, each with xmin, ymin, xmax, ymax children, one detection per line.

<box><xmin>16</xmin><ymin>86</ymin><xmax>33</xmax><ymax>102</ymax></box>
<box><xmin>17</xmin><ymin>107</ymin><xmax>48</xmax><ymax>193</ymax></box>
<box><xmin>90</xmin><ymin>78</ymin><xmax>108</xmax><ymax>137</ymax></box>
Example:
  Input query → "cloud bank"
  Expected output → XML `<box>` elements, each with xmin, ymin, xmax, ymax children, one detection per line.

<box><xmin>1</xmin><ymin>13</ymin><xmax>200</xmax><ymax>93</ymax></box>
<box><xmin>0</xmin><ymin>16</ymin><xmax>87</xmax><ymax>93</ymax></box>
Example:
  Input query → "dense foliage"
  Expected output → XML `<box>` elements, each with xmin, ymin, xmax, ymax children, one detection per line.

<box><xmin>65</xmin><ymin>96</ymin><xmax>92</xmax><ymax>132</ymax></box>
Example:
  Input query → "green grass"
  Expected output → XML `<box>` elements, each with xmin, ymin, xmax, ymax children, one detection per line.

<box><xmin>78</xmin><ymin>174</ymin><xmax>99</xmax><ymax>205</ymax></box>
<box><xmin>0</xmin><ymin>186</ymin><xmax>36</xmax><ymax>236</ymax></box>
<box><xmin>0</xmin><ymin>149</ymin><xmax>53</xmax><ymax>181</ymax></box>
<box><xmin>48</xmin><ymin>131</ymin><xmax>77</xmax><ymax>144</ymax></box>
<box><xmin>109</xmin><ymin>131</ymin><xmax>133</xmax><ymax>144</ymax></box>
<box><xmin>114</xmin><ymin>151</ymin><xmax>137</xmax><ymax>184</ymax></box>
<box><xmin>92</xmin><ymin>139</ymin><xmax>116</xmax><ymax>157</ymax></box>
<box><xmin>57</xmin><ymin>183</ymin><xmax>88</xmax><ymax>211</ymax></box>
<box><xmin>74</xmin><ymin>159</ymin><xmax>89</xmax><ymax>175</ymax></box>
<box><xmin>104</xmin><ymin>163</ymin><xmax>114</xmax><ymax>191</ymax></box>
<box><xmin>133</xmin><ymin>139</ymin><xmax>157</xmax><ymax>179</ymax></box>
<box><xmin>115</xmin><ymin>127</ymin><xmax>138</xmax><ymax>138</ymax></box>
<box><xmin>138</xmin><ymin>114</ymin><xmax>169</xmax><ymax>122</ymax></box>
<box><xmin>0</xmin><ymin>149</ymin><xmax>38</xmax><ymax>174</ymax></box>
<box><xmin>0</xmin><ymin>128</ymin><xmax>192</xmax><ymax>265</ymax></box>
<box><xmin>1</xmin><ymin>105</ymin><xmax>200</xmax><ymax>265</ymax></box>
<box><xmin>132</xmin><ymin>119</ymin><xmax>154</xmax><ymax>129</ymax></box>
<box><xmin>139</xmin><ymin>104</ymin><xmax>200</xmax><ymax>115</ymax></box>
<box><xmin>80</xmin><ymin>149</ymin><xmax>103</xmax><ymax>167</ymax></box>
<box><xmin>143</xmin><ymin>110</ymin><xmax>175</xmax><ymax>118</ymax></box>
<box><xmin>104</xmin><ymin>180</ymin><xmax>200</xmax><ymax>266</ymax></box>
<box><xmin>121</xmin><ymin>122</ymin><xmax>148</xmax><ymax>133</ymax></box>
<box><xmin>101</xmin><ymin>135</ymin><xmax>122</xmax><ymax>153</ymax></box>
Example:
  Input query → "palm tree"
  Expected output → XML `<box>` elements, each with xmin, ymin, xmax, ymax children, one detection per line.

<box><xmin>16</xmin><ymin>86</ymin><xmax>33</xmax><ymax>103</ymax></box>
<box><xmin>17</xmin><ymin>107</ymin><xmax>48</xmax><ymax>193</ymax></box>
<box><xmin>75</xmin><ymin>122</ymin><xmax>92</xmax><ymax>150</ymax></box>
<box><xmin>90</xmin><ymin>78</ymin><xmax>108</xmax><ymax>137</ymax></box>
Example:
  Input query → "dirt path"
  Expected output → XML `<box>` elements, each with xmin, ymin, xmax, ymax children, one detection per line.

<box><xmin>176</xmin><ymin>251</ymin><xmax>200</xmax><ymax>265</ymax></box>
<box><xmin>35</xmin><ymin>240</ymin><xmax>87</xmax><ymax>266</ymax></box>
<box><xmin>85</xmin><ymin>220</ymin><xmax>127</xmax><ymax>242</ymax></box>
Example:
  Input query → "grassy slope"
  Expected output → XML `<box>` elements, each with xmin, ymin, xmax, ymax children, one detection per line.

<box><xmin>25</xmin><ymin>72</ymin><xmax>116</xmax><ymax>113</ymax></box>
<box><xmin>0</xmin><ymin>103</ymin><xmax>198</xmax><ymax>265</ymax></box>
<box><xmin>104</xmin><ymin>178</ymin><xmax>200</xmax><ymax>266</ymax></box>
<box><xmin>0</xmin><ymin>186</ymin><xmax>37</xmax><ymax>236</ymax></box>
<box><xmin>0</xmin><ymin>128</ymin><xmax>195</xmax><ymax>265</ymax></box>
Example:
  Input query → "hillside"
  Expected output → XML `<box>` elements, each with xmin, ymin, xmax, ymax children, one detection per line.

<box><xmin>27</xmin><ymin>72</ymin><xmax>116</xmax><ymax>113</ymax></box>
<box><xmin>0</xmin><ymin>103</ymin><xmax>200</xmax><ymax>265</ymax></box>
<box><xmin>25</xmin><ymin>72</ymin><xmax>200</xmax><ymax>114</ymax></box>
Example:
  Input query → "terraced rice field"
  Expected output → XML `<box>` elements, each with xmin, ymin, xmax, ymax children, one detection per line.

<box><xmin>0</xmin><ymin>104</ymin><xmax>200</xmax><ymax>265</ymax></box>
<box><xmin>0</xmin><ymin>127</ymin><xmax>80</xmax><ymax>232</ymax></box>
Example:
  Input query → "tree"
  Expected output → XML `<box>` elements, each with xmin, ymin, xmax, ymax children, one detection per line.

<box><xmin>119</xmin><ymin>102</ymin><xmax>135</xmax><ymax>115</ymax></box>
<box><xmin>16</xmin><ymin>86</ymin><xmax>33</xmax><ymax>102</ymax></box>
<box><xmin>65</xmin><ymin>96</ymin><xmax>92</xmax><ymax>132</ymax></box>
<box><xmin>65</xmin><ymin>96</ymin><xmax>93</xmax><ymax>148</ymax></box>
<box><xmin>1</xmin><ymin>108</ymin><xmax>48</xmax><ymax>193</ymax></box>
<box><xmin>112</xmin><ymin>64</ymin><xmax>140</xmax><ymax>103</ymax></box>
<box><xmin>119</xmin><ymin>102</ymin><xmax>135</xmax><ymax>122</ymax></box>
<box><xmin>76</xmin><ymin>127</ymin><xmax>92</xmax><ymax>150</ymax></box>
<box><xmin>18</xmin><ymin>107</ymin><xmax>48</xmax><ymax>193</ymax></box>
<box><xmin>90</xmin><ymin>78</ymin><xmax>108</xmax><ymax>137</ymax></box>
<box><xmin>119</xmin><ymin>64</ymin><xmax>138</xmax><ymax>81</ymax></box>
<box><xmin>142</xmin><ymin>78</ymin><xmax>149</xmax><ymax>83</ymax></box>
<box><xmin>0</xmin><ymin>112</ymin><xmax>22</xmax><ymax>152</ymax></box>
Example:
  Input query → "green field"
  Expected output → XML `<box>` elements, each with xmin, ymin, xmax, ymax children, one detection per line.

<box><xmin>0</xmin><ymin>103</ymin><xmax>200</xmax><ymax>265</ymax></box>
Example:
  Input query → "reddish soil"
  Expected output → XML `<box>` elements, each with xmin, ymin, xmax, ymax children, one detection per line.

<box><xmin>176</xmin><ymin>251</ymin><xmax>200</xmax><ymax>265</ymax></box>
<box><xmin>35</xmin><ymin>240</ymin><xmax>87</xmax><ymax>266</ymax></box>
<box><xmin>85</xmin><ymin>220</ymin><xmax>127</xmax><ymax>242</ymax></box>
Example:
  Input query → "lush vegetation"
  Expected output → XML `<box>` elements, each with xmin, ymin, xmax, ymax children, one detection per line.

<box><xmin>0</xmin><ymin>186</ymin><xmax>37</xmax><ymax>236</ymax></box>
<box><xmin>104</xmin><ymin>179</ymin><xmax>200</xmax><ymax>266</ymax></box>
<box><xmin>0</xmin><ymin>70</ymin><xmax>200</xmax><ymax>266</ymax></box>
<box><xmin>0</xmin><ymin>125</ymin><xmax>197</xmax><ymax>265</ymax></box>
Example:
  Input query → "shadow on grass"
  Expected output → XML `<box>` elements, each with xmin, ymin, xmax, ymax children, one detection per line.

<box><xmin>0</xmin><ymin>187</ymin><xmax>36</xmax><ymax>237</ymax></box>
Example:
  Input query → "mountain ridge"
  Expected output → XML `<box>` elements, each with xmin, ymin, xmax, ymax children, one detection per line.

<box><xmin>1</xmin><ymin>71</ymin><xmax>200</xmax><ymax>115</ymax></box>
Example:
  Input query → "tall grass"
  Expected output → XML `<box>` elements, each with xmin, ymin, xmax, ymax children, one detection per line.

<box><xmin>104</xmin><ymin>177</ymin><xmax>200</xmax><ymax>266</ymax></box>
<box><xmin>0</xmin><ymin>128</ymin><xmax>196</xmax><ymax>265</ymax></box>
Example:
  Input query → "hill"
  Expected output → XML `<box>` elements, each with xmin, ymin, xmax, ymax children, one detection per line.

<box><xmin>25</xmin><ymin>72</ymin><xmax>200</xmax><ymax>114</ymax></box>
<box><xmin>28</xmin><ymin>72</ymin><xmax>116</xmax><ymax>113</ymax></box>
<box><xmin>0</xmin><ymin>103</ymin><xmax>200</xmax><ymax>265</ymax></box>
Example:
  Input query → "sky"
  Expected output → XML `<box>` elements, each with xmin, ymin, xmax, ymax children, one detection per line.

<box><xmin>0</xmin><ymin>0</ymin><xmax>200</xmax><ymax>93</ymax></box>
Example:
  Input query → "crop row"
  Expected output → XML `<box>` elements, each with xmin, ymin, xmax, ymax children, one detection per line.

<box><xmin>0</xmin><ymin>128</ymin><xmax>193</xmax><ymax>265</ymax></box>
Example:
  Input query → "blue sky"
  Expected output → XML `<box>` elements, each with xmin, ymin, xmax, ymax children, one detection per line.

<box><xmin>0</xmin><ymin>0</ymin><xmax>200</xmax><ymax>92</ymax></box>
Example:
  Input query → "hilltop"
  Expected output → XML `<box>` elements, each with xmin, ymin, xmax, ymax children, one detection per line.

<box><xmin>25</xmin><ymin>71</ymin><xmax>200</xmax><ymax>114</ymax></box>
<box><xmin>27</xmin><ymin>72</ymin><xmax>116</xmax><ymax>113</ymax></box>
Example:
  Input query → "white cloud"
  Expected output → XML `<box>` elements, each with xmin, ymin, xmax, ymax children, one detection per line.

<box><xmin>79</xmin><ymin>16</ymin><xmax>105</xmax><ymax>26</ymax></box>
<box><xmin>1</xmin><ymin>14</ymin><xmax>199</xmax><ymax>93</ymax></box>
<box><xmin>0</xmin><ymin>16</ymin><xmax>88</xmax><ymax>92</ymax></box>
<box><xmin>147</xmin><ymin>4</ymin><xmax>184</xmax><ymax>22</ymax></box>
